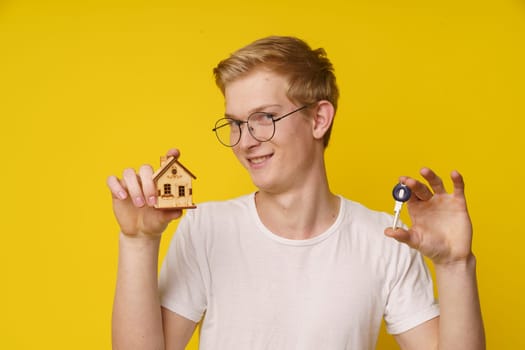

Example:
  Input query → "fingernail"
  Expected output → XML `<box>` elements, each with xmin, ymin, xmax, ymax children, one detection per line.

<box><xmin>134</xmin><ymin>197</ymin><xmax>145</xmax><ymax>207</ymax></box>
<box><xmin>148</xmin><ymin>196</ymin><xmax>157</xmax><ymax>206</ymax></box>
<box><xmin>118</xmin><ymin>191</ymin><xmax>127</xmax><ymax>200</ymax></box>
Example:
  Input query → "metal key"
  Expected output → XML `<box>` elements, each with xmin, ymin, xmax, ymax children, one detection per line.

<box><xmin>392</xmin><ymin>183</ymin><xmax>412</xmax><ymax>229</ymax></box>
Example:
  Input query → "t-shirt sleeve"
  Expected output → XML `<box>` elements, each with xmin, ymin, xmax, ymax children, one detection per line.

<box><xmin>158</xmin><ymin>212</ymin><xmax>207</xmax><ymax>323</ymax></box>
<box><xmin>383</xmin><ymin>246</ymin><xmax>440</xmax><ymax>335</ymax></box>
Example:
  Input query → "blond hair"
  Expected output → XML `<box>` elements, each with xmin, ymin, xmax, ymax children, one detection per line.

<box><xmin>213</xmin><ymin>36</ymin><xmax>339</xmax><ymax>147</ymax></box>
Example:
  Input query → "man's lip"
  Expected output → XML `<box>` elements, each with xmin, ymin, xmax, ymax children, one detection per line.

<box><xmin>248</xmin><ymin>154</ymin><xmax>273</xmax><ymax>165</ymax></box>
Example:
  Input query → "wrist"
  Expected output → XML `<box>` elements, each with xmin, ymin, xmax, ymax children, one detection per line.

<box><xmin>119</xmin><ymin>231</ymin><xmax>162</xmax><ymax>247</ymax></box>
<box><xmin>434</xmin><ymin>253</ymin><xmax>477</xmax><ymax>273</ymax></box>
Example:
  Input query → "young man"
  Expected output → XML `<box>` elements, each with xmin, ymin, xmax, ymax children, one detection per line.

<box><xmin>108</xmin><ymin>36</ymin><xmax>485</xmax><ymax>349</ymax></box>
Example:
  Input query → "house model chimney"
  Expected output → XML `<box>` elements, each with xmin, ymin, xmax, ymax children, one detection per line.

<box><xmin>160</xmin><ymin>156</ymin><xmax>171</xmax><ymax>167</ymax></box>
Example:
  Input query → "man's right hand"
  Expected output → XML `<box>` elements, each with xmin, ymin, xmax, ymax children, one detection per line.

<box><xmin>106</xmin><ymin>148</ymin><xmax>183</xmax><ymax>238</ymax></box>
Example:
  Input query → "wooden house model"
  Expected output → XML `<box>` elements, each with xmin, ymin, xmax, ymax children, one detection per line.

<box><xmin>152</xmin><ymin>156</ymin><xmax>197</xmax><ymax>209</ymax></box>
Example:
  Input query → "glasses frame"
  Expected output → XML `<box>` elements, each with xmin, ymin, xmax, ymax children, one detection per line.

<box><xmin>212</xmin><ymin>105</ymin><xmax>309</xmax><ymax>147</ymax></box>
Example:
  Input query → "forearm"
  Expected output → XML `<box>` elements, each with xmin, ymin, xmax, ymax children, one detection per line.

<box><xmin>112</xmin><ymin>232</ymin><xmax>165</xmax><ymax>350</ymax></box>
<box><xmin>435</xmin><ymin>254</ymin><xmax>485</xmax><ymax>350</ymax></box>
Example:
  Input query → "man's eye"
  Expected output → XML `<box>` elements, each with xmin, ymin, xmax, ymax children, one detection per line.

<box><xmin>251</xmin><ymin>112</ymin><xmax>275</xmax><ymax>121</ymax></box>
<box><xmin>228</xmin><ymin>119</ymin><xmax>242</xmax><ymax>127</ymax></box>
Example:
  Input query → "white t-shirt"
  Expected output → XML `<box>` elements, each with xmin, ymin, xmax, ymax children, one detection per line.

<box><xmin>159</xmin><ymin>194</ymin><xmax>439</xmax><ymax>349</ymax></box>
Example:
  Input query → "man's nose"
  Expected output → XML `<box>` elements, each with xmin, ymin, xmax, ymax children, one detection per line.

<box><xmin>237</xmin><ymin>123</ymin><xmax>260</xmax><ymax>148</ymax></box>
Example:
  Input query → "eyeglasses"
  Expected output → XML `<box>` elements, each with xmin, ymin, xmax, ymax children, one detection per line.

<box><xmin>212</xmin><ymin>105</ymin><xmax>309</xmax><ymax>147</ymax></box>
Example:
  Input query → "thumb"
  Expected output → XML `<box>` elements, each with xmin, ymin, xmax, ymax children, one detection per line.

<box><xmin>158</xmin><ymin>208</ymin><xmax>183</xmax><ymax>223</ymax></box>
<box><xmin>384</xmin><ymin>227</ymin><xmax>419</xmax><ymax>250</ymax></box>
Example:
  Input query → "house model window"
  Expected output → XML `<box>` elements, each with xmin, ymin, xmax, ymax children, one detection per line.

<box><xmin>152</xmin><ymin>156</ymin><xmax>197</xmax><ymax>209</ymax></box>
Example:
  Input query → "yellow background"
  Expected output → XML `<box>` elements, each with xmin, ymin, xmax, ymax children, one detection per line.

<box><xmin>1</xmin><ymin>0</ymin><xmax>524</xmax><ymax>348</ymax></box>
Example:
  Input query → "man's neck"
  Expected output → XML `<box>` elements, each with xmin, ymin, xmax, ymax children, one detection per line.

<box><xmin>254</xmin><ymin>184</ymin><xmax>340</xmax><ymax>240</ymax></box>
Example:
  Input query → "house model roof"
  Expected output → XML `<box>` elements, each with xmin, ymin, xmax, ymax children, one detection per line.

<box><xmin>152</xmin><ymin>156</ymin><xmax>197</xmax><ymax>182</ymax></box>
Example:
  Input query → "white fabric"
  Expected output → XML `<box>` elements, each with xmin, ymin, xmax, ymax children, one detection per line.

<box><xmin>159</xmin><ymin>194</ymin><xmax>439</xmax><ymax>350</ymax></box>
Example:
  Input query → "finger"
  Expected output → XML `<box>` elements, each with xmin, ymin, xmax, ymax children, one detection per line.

<box><xmin>122</xmin><ymin>168</ymin><xmax>146</xmax><ymax>207</ymax></box>
<box><xmin>420</xmin><ymin>167</ymin><xmax>447</xmax><ymax>194</ymax></box>
<box><xmin>450</xmin><ymin>169</ymin><xmax>465</xmax><ymax>197</ymax></box>
<box><xmin>402</xmin><ymin>176</ymin><xmax>433</xmax><ymax>201</ymax></box>
<box><xmin>159</xmin><ymin>208</ymin><xmax>184</xmax><ymax>222</ymax></box>
<box><xmin>106</xmin><ymin>175</ymin><xmax>128</xmax><ymax>200</ymax></box>
<box><xmin>138</xmin><ymin>164</ymin><xmax>157</xmax><ymax>207</ymax></box>
<box><xmin>384</xmin><ymin>227</ymin><xmax>420</xmax><ymax>250</ymax></box>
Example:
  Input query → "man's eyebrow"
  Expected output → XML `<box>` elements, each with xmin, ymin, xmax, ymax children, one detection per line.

<box><xmin>224</xmin><ymin>104</ymin><xmax>282</xmax><ymax>119</ymax></box>
<box><xmin>223</xmin><ymin>113</ymin><xmax>240</xmax><ymax>120</ymax></box>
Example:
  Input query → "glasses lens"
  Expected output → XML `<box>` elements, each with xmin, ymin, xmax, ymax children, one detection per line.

<box><xmin>214</xmin><ymin>118</ymin><xmax>240</xmax><ymax>147</ymax></box>
<box><xmin>248</xmin><ymin>112</ymin><xmax>275</xmax><ymax>142</ymax></box>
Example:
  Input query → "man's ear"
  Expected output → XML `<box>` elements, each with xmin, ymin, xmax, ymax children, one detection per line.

<box><xmin>311</xmin><ymin>100</ymin><xmax>335</xmax><ymax>141</ymax></box>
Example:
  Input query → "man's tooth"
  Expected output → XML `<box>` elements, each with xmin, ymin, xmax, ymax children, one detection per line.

<box><xmin>251</xmin><ymin>156</ymin><xmax>267</xmax><ymax>164</ymax></box>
